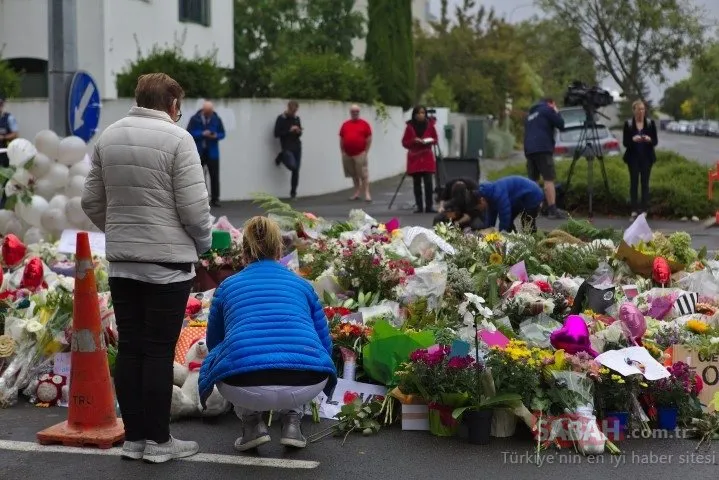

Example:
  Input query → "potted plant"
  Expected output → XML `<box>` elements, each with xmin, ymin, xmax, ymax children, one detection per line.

<box><xmin>195</xmin><ymin>231</ymin><xmax>243</xmax><ymax>291</ymax></box>
<box><xmin>649</xmin><ymin>361</ymin><xmax>703</xmax><ymax>430</ymax></box>
<box><xmin>595</xmin><ymin>368</ymin><xmax>641</xmax><ymax>432</ymax></box>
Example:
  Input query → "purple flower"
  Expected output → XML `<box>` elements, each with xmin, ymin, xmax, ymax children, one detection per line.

<box><xmin>447</xmin><ymin>356</ymin><xmax>475</xmax><ymax>370</ymax></box>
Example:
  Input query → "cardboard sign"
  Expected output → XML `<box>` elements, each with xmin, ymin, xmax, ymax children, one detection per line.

<box><xmin>57</xmin><ymin>230</ymin><xmax>106</xmax><ymax>256</ymax></box>
<box><xmin>311</xmin><ymin>378</ymin><xmax>387</xmax><ymax>420</ymax></box>
<box><xmin>671</xmin><ymin>345</ymin><xmax>719</xmax><ymax>412</ymax></box>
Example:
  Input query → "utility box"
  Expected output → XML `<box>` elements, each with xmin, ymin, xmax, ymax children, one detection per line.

<box><xmin>465</xmin><ymin>117</ymin><xmax>490</xmax><ymax>159</ymax></box>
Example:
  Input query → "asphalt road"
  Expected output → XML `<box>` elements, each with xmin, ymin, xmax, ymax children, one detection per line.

<box><xmin>658</xmin><ymin>131</ymin><xmax>719</xmax><ymax>167</ymax></box>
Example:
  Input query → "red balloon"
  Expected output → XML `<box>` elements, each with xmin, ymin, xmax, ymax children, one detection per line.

<box><xmin>2</xmin><ymin>234</ymin><xmax>26</xmax><ymax>268</ymax></box>
<box><xmin>185</xmin><ymin>296</ymin><xmax>202</xmax><ymax>316</ymax></box>
<box><xmin>653</xmin><ymin>257</ymin><xmax>671</xmax><ymax>285</ymax></box>
<box><xmin>20</xmin><ymin>257</ymin><xmax>44</xmax><ymax>290</ymax></box>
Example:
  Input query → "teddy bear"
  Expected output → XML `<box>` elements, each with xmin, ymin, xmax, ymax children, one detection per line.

<box><xmin>170</xmin><ymin>338</ymin><xmax>230</xmax><ymax>419</ymax></box>
<box><xmin>35</xmin><ymin>373</ymin><xmax>68</xmax><ymax>406</ymax></box>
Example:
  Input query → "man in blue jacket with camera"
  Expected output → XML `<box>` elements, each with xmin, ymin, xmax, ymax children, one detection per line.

<box><xmin>477</xmin><ymin>176</ymin><xmax>545</xmax><ymax>233</ymax></box>
<box><xmin>524</xmin><ymin>98</ymin><xmax>567</xmax><ymax>219</ymax></box>
<box><xmin>188</xmin><ymin>101</ymin><xmax>226</xmax><ymax>208</ymax></box>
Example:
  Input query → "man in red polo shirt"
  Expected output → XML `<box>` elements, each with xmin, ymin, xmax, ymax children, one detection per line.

<box><xmin>339</xmin><ymin>105</ymin><xmax>373</xmax><ymax>202</ymax></box>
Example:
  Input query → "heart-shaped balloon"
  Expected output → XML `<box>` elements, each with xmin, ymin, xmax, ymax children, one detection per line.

<box><xmin>618</xmin><ymin>302</ymin><xmax>646</xmax><ymax>343</ymax></box>
<box><xmin>653</xmin><ymin>257</ymin><xmax>671</xmax><ymax>285</ymax></box>
<box><xmin>2</xmin><ymin>234</ymin><xmax>26</xmax><ymax>268</ymax></box>
<box><xmin>185</xmin><ymin>296</ymin><xmax>202</xmax><ymax>317</ymax></box>
<box><xmin>20</xmin><ymin>257</ymin><xmax>44</xmax><ymax>290</ymax></box>
<box><xmin>550</xmin><ymin>314</ymin><xmax>599</xmax><ymax>357</ymax></box>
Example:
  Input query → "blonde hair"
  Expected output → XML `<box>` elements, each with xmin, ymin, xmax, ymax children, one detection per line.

<box><xmin>242</xmin><ymin>216</ymin><xmax>283</xmax><ymax>262</ymax></box>
<box><xmin>632</xmin><ymin>100</ymin><xmax>646</xmax><ymax>111</ymax></box>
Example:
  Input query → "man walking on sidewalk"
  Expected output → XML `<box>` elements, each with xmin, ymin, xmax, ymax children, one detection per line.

<box><xmin>0</xmin><ymin>95</ymin><xmax>19</xmax><ymax>168</ymax></box>
<box><xmin>188</xmin><ymin>101</ymin><xmax>225</xmax><ymax>208</ymax></box>
<box><xmin>274</xmin><ymin>100</ymin><xmax>303</xmax><ymax>199</ymax></box>
<box><xmin>523</xmin><ymin>98</ymin><xmax>567</xmax><ymax>219</ymax></box>
<box><xmin>339</xmin><ymin>104</ymin><xmax>372</xmax><ymax>202</ymax></box>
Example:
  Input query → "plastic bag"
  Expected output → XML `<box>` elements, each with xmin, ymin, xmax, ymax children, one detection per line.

<box><xmin>401</xmin><ymin>227</ymin><xmax>456</xmax><ymax>256</ymax></box>
<box><xmin>359</xmin><ymin>302</ymin><xmax>400</xmax><ymax>324</ymax></box>
<box><xmin>312</xmin><ymin>271</ymin><xmax>343</xmax><ymax>298</ymax></box>
<box><xmin>348</xmin><ymin>209</ymin><xmax>378</xmax><ymax>230</ymax></box>
<box><xmin>518</xmin><ymin>314</ymin><xmax>561</xmax><ymax>348</ymax></box>
<box><xmin>213</xmin><ymin>216</ymin><xmax>242</xmax><ymax>244</ymax></box>
<box><xmin>398</xmin><ymin>262</ymin><xmax>448</xmax><ymax>309</ymax></box>
<box><xmin>623</xmin><ymin>213</ymin><xmax>653</xmax><ymax>247</ymax></box>
<box><xmin>677</xmin><ymin>267</ymin><xmax>719</xmax><ymax>299</ymax></box>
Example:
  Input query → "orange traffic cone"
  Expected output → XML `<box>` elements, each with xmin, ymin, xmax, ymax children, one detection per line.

<box><xmin>37</xmin><ymin>232</ymin><xmax>125</xmax><ymax>449</ymax></box>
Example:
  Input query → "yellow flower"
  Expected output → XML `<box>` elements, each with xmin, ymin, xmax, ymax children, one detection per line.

<box><xmin>377</xmin><ymin>223</ymin><xmax>387</xmax><ymax>232</ymax></box>
<box><xmin>489</xmin><ymin>253</ymin><xmax>503</xmax><ymax>265</ymax></box>
<box><xmin>392</xmin><ymin>230</ymin><xmax>403</xmax><ymax>239</ymax></box>
<box><xmin>600</xmin><ymin>367</ymin><xmax>610</xmax><ymax>374</ymax></box>
<box><xmin>617</xmin><ymin>378</ymin><xmax>626</xmax><ymax>384</ymax></box>
<box><xmin>610</xmin><ymin>374</ymin><xmax>622</xmax><ymax>381</ymax></box>
<box><xmin>687</xmin><ymin>319</ymin><xmax>711</xmax><ymax>335</ymax></box>
<box><xmin>485</xmin><ymin>232</ymin><xmax>503</xmax><ymax>243</ymax></box>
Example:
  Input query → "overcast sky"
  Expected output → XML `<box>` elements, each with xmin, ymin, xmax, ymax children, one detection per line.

<box><xmin>436</xmin><ymin>0</ymin><xmax>719</xmax><ymax>102</ymax></box>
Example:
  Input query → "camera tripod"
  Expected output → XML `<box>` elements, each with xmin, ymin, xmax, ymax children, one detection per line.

<box><xmin>564</xmin><ymin>108</ymin><xmax>611</xmax><ymax>218</ymax></box>
<box><xmin>388</xmin><ymin>131</ymin><xmax>447</xmax><ymax>211</ymax></box>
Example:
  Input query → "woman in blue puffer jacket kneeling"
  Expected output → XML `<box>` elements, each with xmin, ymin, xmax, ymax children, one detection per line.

<box><xmin>198</xmin><ymin>216</ymin><xmax>337</xmax><ymax>452</ymax></box>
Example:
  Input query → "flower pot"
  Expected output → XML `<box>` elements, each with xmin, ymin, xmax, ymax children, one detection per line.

<box><xmin>604</xmin><ymin>411</ymin><xmax>630</xmax><ymax>432</ymax></box>
<box><xmin>491</xmin><ymin>408</ymin><xmax>517</xmax><ymax>437</ymax></box>
<box><xmin>465</xmin><ymin>410</ymin><xmax>493</xmax><ymax>445</ymax></box>
<box><xmin>428</xmin><ymin>405</ymin><xmax>459</xmax><ymax>437</ymax></box>
<box><xmin>194</xmin><ymin>265</ymin><xmax>239</xmax><ymax>291</ymax></box>
<box><xmin>657</xmin><ymin>407</ymin><xmax>679</xmax><ymax>430</ymax></box>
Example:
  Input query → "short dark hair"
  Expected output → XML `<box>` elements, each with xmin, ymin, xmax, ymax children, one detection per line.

<box><xmin>542</xmin><ymin>97</ymin><xmax>555</xmax><ymax>104</ymax></box>
<box><xmin>135</xmin><ymin>73</ymin><xmax>184</xmax><ymax>113</ymax></box>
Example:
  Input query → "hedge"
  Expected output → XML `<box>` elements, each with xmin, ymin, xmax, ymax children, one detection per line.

<box><xmin>487</xmin><ymin>151</ymin><xmax>719</xmax><ymax>219</ymax></box>
<box><xmin>486</xmin><ymin>128</ymin><xmax>516</xmax><ymax>159</ymax></box>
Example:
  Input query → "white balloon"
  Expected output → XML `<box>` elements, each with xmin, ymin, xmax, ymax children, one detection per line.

<box><xmin>49</xmin><ymin>194</ymin><xmax>69</xmax><ymax>211</ymax></box>
<box><xmin>29</xmin><ymin>152</ymin><xmax>52</xmax><ymax>178</ymax></box>
<box><xmin>45</xmin><ymin>163</ymin><xmax>70</xmax><ymax>188</ymax></box>
<box><xmin>4</xmin><ymin>216</ymin><xmax>24</xmax><ymax>236</ymax></box>
<box><xmin>57</xmin><ymin>136</ymin><xmax>87</xmax><ymax>167</ymax></box>
<box><xmin>34</xmin><ymin>130</ymin><xmax>61</xmax><ymax>160</ymax></box>
<box><xmin>69</xmin><ymin>160</ymin><xmax>91</xmax><ymax>177</ymax></box>
<box><xmin>65</xmin><ymin>175</ymin><xmax>86</xmax><ymax>198</ymax></box>
<box><xmin>24</xmin><ymin>227</ymin><xmax>44</xmax><ymax>245</ymax></box>
<box><xmin>4</xmin><ymin>179</ymin><xmax>22</xmax><ymax>198</ymax></box>
<box><xmin>11</xmin><ymin>168</ymin><xmax>34</xmax><ymax>188</ymax></box>
<box><xmin>33</xmin><ymin>177</ymin><xmax>58</xmax><ymax>200</ymax></box>
<box><xmin>41</xmin><ymin>208</ymin><xmax>67</xmax><ymax>232</ymax></box>
<box><xmin>0</xmin><ymin>210</ymin><xmax>16</xmax><ymax>235</ymax></box>
<box><xmin>18</xmin><ymin>195</ymin><xmax>49</xmax><ymax>228</ymax></box>
<box><xmin>65</xmin><ymin>197</ymin><xmax>88</xmax><ymax>227</ymax></box>
<box><xmin>7</xmin><ymin>138</ymin><xmax>37</xmax><ymax>166</ymax></box>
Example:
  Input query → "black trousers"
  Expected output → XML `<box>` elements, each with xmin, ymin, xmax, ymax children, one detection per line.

<box><xmin>508</xmin><ymin>207</ymin><xmax>539</xmax><ymax>233</ymax></box>
<box><xmin>288</xmin><ymin>149</ymin><xmax>302</xmax><ymax>197</ymax></box>
<box><xmin>412</xmin><ymin>173</ymin><xmax>433</xmax><ymax>211</ymax></box>
<box><xmin>433</xmin><ymin>212</ymin><xmax>485</xmax><ymax>230</ymax></box>
<box><xmin>201</xmin><ymin>153</ymin><xmax>220</xmax><ymax>203</ymax></box>
<box><xmin>110</xmin><ymin>277</ymin><xmax>193</xmax><ymax>443</ymax></box>
<box><xmin>627</xmin><ymin>158</ymin><xmax>652</xmax><ymax>212</ymax></box>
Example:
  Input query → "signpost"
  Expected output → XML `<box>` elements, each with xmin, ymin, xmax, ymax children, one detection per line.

<box><xmin>67</xmin><ymin>71</ymin><xmax>101</xmax><ymax>142</ymax></box>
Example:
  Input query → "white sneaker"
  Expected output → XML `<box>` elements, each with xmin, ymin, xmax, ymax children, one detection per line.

<box><xmin>121</xmin><ymin>440</ymin><xmax>146</xmax><ymax>460</ymax></box>
<box><xmin>142</xmin><ymin>436</ymin><xmax>199</xmax><ymax>464</ymax></box>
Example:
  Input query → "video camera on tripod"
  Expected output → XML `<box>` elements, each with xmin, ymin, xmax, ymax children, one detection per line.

<box><xmin>562</xmin><ymin>81</ymin><xmax>615</xmax><ymax>218</ymax></box>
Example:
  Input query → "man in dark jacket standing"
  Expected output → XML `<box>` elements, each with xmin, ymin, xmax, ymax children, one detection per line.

<box><xmin>523</xmin><ymin>98</ymin><xmax>566</xmax><ymax>219</ymax></box>
<box><xmin>188</xmin><ymin>101</ymin><xmax>225</xmax><ymax>208</ymax></box>
<box><xmin>274</xmin><ymin>100</ymin><xmax>303</xmax><ymax>199</ymax></box>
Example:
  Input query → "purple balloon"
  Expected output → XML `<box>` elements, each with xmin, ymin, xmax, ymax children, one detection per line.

<box><xmin>618</xmin><ymin>302</ymin><xmax>646</xmax><ymax>342</ymax></box>
<box><xmin>550</xmin><ymin>314</ymin><xmax>599</xmax><ymax>357</ymax></box>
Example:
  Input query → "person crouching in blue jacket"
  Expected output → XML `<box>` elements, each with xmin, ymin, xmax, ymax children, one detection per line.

<box><xmin>198</xmin><ymin>216</ymin><xmax>337</xmax><ymax>452</ymax></box>
<box><xmin>477</xmin><ymin>176</ymin><xmax>545</xmax><ymax>233</ymax></box>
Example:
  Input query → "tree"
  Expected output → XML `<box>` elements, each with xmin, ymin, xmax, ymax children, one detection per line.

<box><xmin>365</xmin><ymin>0</ymin><xmax>415</xmax><ymax>108</ymax></box>
<box><xmin>230</xmin><ymin>0</ymin><xmax>365</xmax><ymax>97</ymax></box>
<box><xmin>116</xmin><ymin>45</ymin><xmax>229</xmax><ymax>98</ymax></box>
<box><xmin>660</xmin><ymin>80</ymin><xmax>694</xmax><ymax>119</ymax></box>
<box><xmin>688</xmin><ymin>43</ymin><xmax>719</xmax><ymax>119</ymax></box>
<box><xmin>537</xmin><ymin>0</ymin><xmax>708</xmax><ymax>101</ymax></box>
<box><xmin>420</xmin><ymin>75</ymin><xmax>458</xmax><ymax>110</ymax></box>
<box><xmin>0</xmin><ymin>58</ymin><xmax>21</xmax><ymax>99</ymax></box>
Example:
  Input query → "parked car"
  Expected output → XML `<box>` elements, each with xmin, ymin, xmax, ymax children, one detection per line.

<box><xmin>558</xmin><ymin>106</ymin><xmax>591</xmax><ymax>128</ymax></box>
<box><xmin>553</xmin><ymin>124</ymin><xmax>621</xmax><ymax>160</ymax></box>
<box><xmin>694</xmin><ymin>121</ymin><xmax>709</xmax><ymax>136</ymax></box>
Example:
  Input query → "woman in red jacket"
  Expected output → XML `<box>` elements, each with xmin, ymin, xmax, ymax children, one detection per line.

<box><xmin>402</xmin><ymin>106</ymin><xmax>438</xmax><ymax>213</ymax></box>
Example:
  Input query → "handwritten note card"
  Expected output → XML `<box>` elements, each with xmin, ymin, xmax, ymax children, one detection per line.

<box><xmin>57</xmin><ymin>230</ymin><xmax>106</xmax><ymax>256</ymax></box>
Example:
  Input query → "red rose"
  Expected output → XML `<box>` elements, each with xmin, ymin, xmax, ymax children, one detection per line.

<box><xmin>534</xmin><ymin>280</ymin><xmax>552</xmax><ymax>293</ymax></box>
<box><xmin>343</xmin><ymin>391</ymin><xmax>360</xmax><ymax>404</ymax></box>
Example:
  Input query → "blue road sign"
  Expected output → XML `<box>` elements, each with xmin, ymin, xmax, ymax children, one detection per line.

<box><xmin>67</xmin><ymin>71</ymin><xmax>101</xmax><ymax>142</ymax></box>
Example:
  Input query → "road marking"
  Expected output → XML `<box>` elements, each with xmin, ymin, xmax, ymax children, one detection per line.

<box><xmin>0</xmin><ymin>440</ymin><xmax>319</xmax><ymax>469</ymax></box>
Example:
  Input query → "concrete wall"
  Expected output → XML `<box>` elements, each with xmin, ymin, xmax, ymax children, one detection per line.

<box><xmin>5</xmin><ymin>98</ymin><xmax>407</xmax><ymax>201</ymax></box>
<box><xmin>0</xmin><ymin>0</ymin><xmax>234</xmax><ymax>99</ymax></box>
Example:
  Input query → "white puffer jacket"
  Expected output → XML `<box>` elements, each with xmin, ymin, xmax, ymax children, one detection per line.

<box><xmin>81</xmin><ymin>106</ymin><xmax>212</xmax><ymax>263</ymax></box>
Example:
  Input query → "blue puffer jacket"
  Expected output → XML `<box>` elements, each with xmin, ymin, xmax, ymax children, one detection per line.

<box><xmin>524</xmin><ymin>101</ymin><xmax>564</xmax><ymax>155</ymax></box>
<box><xmin>198</xmin><ymin>260</ymin><xmax>337</xmax><ymax>407</ymax></box>
<box><xmin>478</xmin><ymin>176</ymin><xmax>545</xmax><ymax>232</ymax></box>
<box><xmin>187</xmin><ymin>110</ymin><xmax>226</xmax><ymax>160</ymax></box>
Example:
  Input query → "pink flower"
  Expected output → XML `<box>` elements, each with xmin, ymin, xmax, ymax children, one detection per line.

<box><xmin>447</xmin><ymin>356</ymin><xmax>475</xmax><ymax>370</ymax></box>
<box><xmin>201</xmin><ymin>259</ymin><xmax>210</xmax><ymax>268</ymax></box>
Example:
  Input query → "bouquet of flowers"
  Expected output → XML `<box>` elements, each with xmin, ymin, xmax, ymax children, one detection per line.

<box><xmin>594</xmin><ymin>368</ymin><xmax>642</xmax><ymax>413</ymax></box>
<box><xmin>634</xmin><ymin>231</ymin><xmax>698</xmax><ymax>266</ymax></box>
<box><xmin>485</xmin><ymin>341</ymin><xmax>543</xmax><ymax>407</ymax></box>
<box><xmin>299</xmin><ymin>238</ymin><xmax>342</xmax><ymax>280</ymax></box>
<box><xmin>502</xmin><ymin>280</ymin><xmax>568</xmax><ymax>329</ymax></box>
<box><xmin>647</xmin><ymin>361</ymin><xmax>703</xmax><ymax>423</ymax></box>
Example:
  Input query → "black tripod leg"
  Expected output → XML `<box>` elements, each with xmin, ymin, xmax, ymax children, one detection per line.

<box><xmin>598</xmin><ymin>156</ymin><xmax>610</xmax><ymax>193</ymax></box>
<box><xmin>388</xmin><ymin>173</ymin><xmax>407</xmax><ymax>210</ymax></box>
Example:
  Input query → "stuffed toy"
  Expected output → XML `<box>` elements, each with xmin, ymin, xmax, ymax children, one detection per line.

<box><xmin>35</xmin><ymin>373</ymin><xmax>68</xmax><ymax>406</ymax></box>
<box><xmin>170</xmin><ymin>338</ymin><xmax>230</xmax><ymax>419</ymax></box>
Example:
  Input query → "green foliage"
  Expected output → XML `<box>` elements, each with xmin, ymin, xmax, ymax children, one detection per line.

<box><xmin>271</xmin><ymin>54</ymin><xmax>377</xmax><ymax>103</ymax></box>
<box><xmin>485</xmin><ymin>127</ymin><xmax>516</xmax><ymax>159</ymax></box>
<box><xmin>230</xmin><ymin>0</ymin><xmax>365</xmax><ymax>98</ymax></box>
<box><xmin>365</xmin><ymin>0</ymin><xmax>415</xmax><ymax>108</ymax></box>
<box><xmin>420</xmin><ymin>75</ymin><xmax>458</xmax><ymax>110</ymax></box>
<box><xmin>488</xmin><ymin>151</ymin><xmax>719</xmax><ymax>218</ymax></box>
<box><xmin>537</xmin><ymin>0</ymin><xmax>708</xmax><ymax>101</ymax></box>
<box><xmin>660</xmin><ymin>79</ymin><xmax>693</xmax><ymax>120</ymax></box>
<box><xmin>0</xmin><ymin>58</ymin><xmax>21</xmax><ymax>99</ymax></box>
<box><xmin>688</xmin><ymin>42</ymin><xmax>719</xmax><ymax>119</ymax></box>
<box><xmin>116</xmin><ymin>45</ymin><xmax>228</xmax><ymax>98</ymax></box>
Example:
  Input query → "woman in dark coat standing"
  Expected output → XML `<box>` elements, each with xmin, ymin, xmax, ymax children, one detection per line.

<box><xmin>622</xmin><ymin>100</ymin><xmax>658</xmax><ymax>219</ymax></box>
<box><xmin>402</xmin><ymin>106</ymin><xmax>438</xmax><ymax>213</ymax></box>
